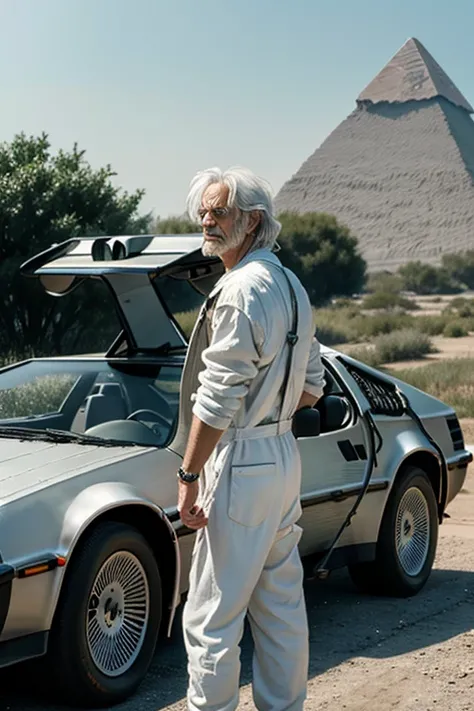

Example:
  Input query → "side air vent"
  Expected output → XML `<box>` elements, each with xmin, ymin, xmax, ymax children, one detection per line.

<box><xmin>447</xmin><ymin>415</ymin><xmax>465</xmax><ymax>451</ymax></box>
<box><xmin>341</xmin><ymin>360</ymin><xmax>406</xmax><ymax>416</ymax></box>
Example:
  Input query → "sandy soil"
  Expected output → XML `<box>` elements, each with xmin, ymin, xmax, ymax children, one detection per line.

<box><xmin>3</xmin><ymin>466</ymin><xmax>474</xmax><ymax>711</ymax></box>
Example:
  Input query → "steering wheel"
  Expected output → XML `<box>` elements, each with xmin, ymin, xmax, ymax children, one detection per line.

<box><xmin>126</xmin><ymin>409</ymin><xmax>170</xmax><ymax>437</ymax></box>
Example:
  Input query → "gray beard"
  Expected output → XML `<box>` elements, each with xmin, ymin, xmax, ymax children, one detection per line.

<box><xmin>201</xmin><ymin>217</ymin><xmax>248</xmax><ymax>258</ymax></box>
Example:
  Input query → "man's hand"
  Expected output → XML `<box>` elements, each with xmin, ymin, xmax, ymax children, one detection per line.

<box><xmin>178</xmin><ymin>480</ymin><xmax>208</xmax><ymax>530</ymax></box>
<box><xmin>296</xmin><ymin>390</ymin><xmax>319</xmax><ymax>411</ymax></box>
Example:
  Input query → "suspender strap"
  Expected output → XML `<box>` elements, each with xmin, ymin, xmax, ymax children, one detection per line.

<box><xmin>256</xmin><ymin>259</ymin><xmax>299</xmax><ymax>419</ymax></box>
<box><xmin>276</xmin><ymin>265</ymin><xmax>299</xmax><ymax>420</ymax></box>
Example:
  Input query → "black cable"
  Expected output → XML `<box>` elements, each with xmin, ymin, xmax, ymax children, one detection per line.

<box><xmin>314</xmin><ymin>407</ymin><xmax>378</xmax><ymax>579</ymax></box>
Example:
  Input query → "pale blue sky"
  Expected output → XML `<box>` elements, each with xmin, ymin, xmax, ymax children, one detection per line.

<box><xmin>0</xmin><ymin>0</ymin><xmax>473</xmax><ymax>218</ymax></box>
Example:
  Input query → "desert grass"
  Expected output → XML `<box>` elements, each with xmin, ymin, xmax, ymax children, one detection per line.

<box><xmin>386</xmin><ymin>359</ymin><xmax>474</xmax><ymax>418</ymax></box>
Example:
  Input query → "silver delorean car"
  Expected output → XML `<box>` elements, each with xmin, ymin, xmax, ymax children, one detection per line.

<box><xmin>0</xmin><ymin>234</ymin><xmax>471</xmax><ymax>707</ymax></box>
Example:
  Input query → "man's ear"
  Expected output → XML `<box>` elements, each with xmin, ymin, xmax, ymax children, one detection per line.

<box><xmin>246</xmin><ymin>210</ymin><xmax>261</xmax><ymax>236</ymax></box>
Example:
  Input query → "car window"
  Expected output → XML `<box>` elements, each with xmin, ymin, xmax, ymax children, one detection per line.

<box><xmin>0</xmin><ymin>359</ymin><xmax>182</xmax><ymax>448</ymax></box>
<box><xmin>41</xmin><ymin>279</ymin><xmax>123</xmax><ymax>357</ymax></box>
<box><xmin>152</xmin><ymin>275</ymin><xmax>204</xmax><ymax>339</ymax></box>
<box><xmin>152</xmin><ymin>366</ymin><xmax>181</xmax><ymax>398</ymax></box>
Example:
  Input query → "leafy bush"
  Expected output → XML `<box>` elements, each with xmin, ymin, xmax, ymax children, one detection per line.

<box><xmin>441</xmin><ymin>250</ymin><xmax>474</xmax><ymax>290</ymax></box>
<box><xmin>313</xmin><ymin>308</ymin><xmax>417</xmax><ymax>343</ymax></box>
<box><xmin>331</xmin><ymin>297</ymin><xmax>357</xmax><ymax>310</ymax></box>
<box><xmin>175</xmin><ymin>309</ymin><xmax>199</xmax><ymax>339</ymax></box>
<box><xmin>361</xmin><ymin>291</ymin><xmax>418</xmax><ymax>311</ymax></box>
<box><xmin>372</xmin><ymin>329</ymin><xmax>434</xmax><ymax>364</ymax></box>
<box><xmin>443</xmin><ymin>297</ymin><xmax>474</xmax><ymax>319</ymax></box>
<box><xmin>353</xmin><ymin>313</ymin><xmax>415</xmax><ymax>339</ymax></box>
<box><xmin>415</xmin><ymin>315</ymin><xmax>450</xmax><ymax>336</ymax></box>
<box><xmin>315</xmin><ymin>325</ymin><xmax>350</xmax><ymax>346</ymax></box>
<box><xmin>313</xmin><ymin>308</ymin><xmax>358</xmax><ymax>343</ymax></box>
<box><xmin>341</xmin><ymin>328</ymin><xmax>435</xmax><ymax>366</ymax></box>
<box><xmin>390</xmin><ymin>359</ymin><xmax>474</xmax><ymax>418</ymax></box>
<box><xmin>153</xmin><ymin>216</ymin><xmax>200</xmax><ymax>233</ymax></box>
<box><xmin>365</xmin><ymin>271</ymin><xmax>403</xmax><ymax>294</ymax></box>
<box><xmin>445</xmin><ymin>296</ymin><xmax>472</xmax><ymax>311</ymax></box>
<box><xmin>398</xmin><ymin>261</ymin><xmax>462</xmax><ymax>295</ymax></box>
<box><xmin>345</xmin><ymin>346</ymin><xmax>382</xmax><ymax>367</ymax></box>
<box><xmin>443</xmin><ymin>322</ymin><xmax>468</xmax><ymax>338</ymax></box>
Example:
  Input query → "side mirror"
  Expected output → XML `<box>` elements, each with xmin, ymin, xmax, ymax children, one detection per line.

<box><xmin>292</xmin><ymin>407</ymin><xmax>321</xmax><ymax>439</ymax></box>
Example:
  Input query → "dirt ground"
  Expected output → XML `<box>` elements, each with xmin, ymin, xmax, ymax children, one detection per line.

<box><xmin>2</xmin><ymin>464</ymin><xmax>474</xmax><ymax>711</ymax></box>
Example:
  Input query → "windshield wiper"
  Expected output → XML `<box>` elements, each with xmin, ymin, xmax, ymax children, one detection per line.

<box><xmin>0</xmin><ymin>426</ymin><xmax>140</xmax><ymax>448</ymax></box>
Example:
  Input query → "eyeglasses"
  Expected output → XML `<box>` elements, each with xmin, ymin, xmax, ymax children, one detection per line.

<box><xmin>197</xmin><ymin>207</ymin><xmax>231</xmax><ymax>222</ymax></box>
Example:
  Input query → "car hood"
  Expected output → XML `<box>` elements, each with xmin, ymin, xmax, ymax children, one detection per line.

<box><xmin>0</xmin><ymin>438</ymin><xmax>144</xmax><ymax>503</ymax></box>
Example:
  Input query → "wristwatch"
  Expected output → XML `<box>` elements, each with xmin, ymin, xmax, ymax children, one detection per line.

<box><xmin>177</xmin><ymin>466</ymin><xmax>200</xmax><ymax>484</ymax></box>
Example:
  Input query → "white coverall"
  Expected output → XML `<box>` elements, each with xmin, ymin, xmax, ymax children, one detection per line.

<box><xmin>179</xmin><ymin>247</ymin><xmax>325</xmax><ymax>711</ymax></box>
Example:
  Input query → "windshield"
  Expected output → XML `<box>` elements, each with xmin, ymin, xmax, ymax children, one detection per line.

<box><xmin>0</xmin><ymin>359</ymin><xmax>182</xmax><ymax>447</ymax></box>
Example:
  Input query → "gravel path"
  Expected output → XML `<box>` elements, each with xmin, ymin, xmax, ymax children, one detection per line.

<box><xmin>2</xmin><ymin>470</ymin><xmax>474</xmax><ymax>711</ymax></box>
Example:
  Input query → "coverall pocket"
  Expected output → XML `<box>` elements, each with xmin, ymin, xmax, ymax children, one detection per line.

<box><xmin>228</xmin><ymin>463</ymin><xmax>276</xmax><ymax>527</ymax></box>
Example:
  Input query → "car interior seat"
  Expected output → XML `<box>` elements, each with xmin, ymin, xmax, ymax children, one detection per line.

<box><xmin>315</xmin><ymin>368</ymin><xmax>352</xmax><ymax>433</ymax></box>
<box><xmin>84</xmin><ymin>392</ymin><xmax>128</xmax><ymax>430</ymax></box>
<box><xmin>317</xmin><ymin>395</ymin><xmax>352</xmax><ymax>433</ymax></box>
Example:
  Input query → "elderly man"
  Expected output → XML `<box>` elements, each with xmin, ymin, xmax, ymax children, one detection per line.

<box><xmin>176</xmin><ymin>166</ymin><xmax>325</xmax><ymax>711</ymax></box>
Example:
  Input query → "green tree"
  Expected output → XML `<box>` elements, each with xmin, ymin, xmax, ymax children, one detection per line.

<box><xmin>276</xmin><ymin>212</ymin><xmax>366</xmax><ymax>305</ymax></box>
<box><xmin>441</xmin><ymin>251</ymin><xmax>474</xmax><ymax>290</ymax></box>
<box><xmin>0</xmin><ymin>132</ymin><xmax>150</xmax><ymax>358</ymax></box>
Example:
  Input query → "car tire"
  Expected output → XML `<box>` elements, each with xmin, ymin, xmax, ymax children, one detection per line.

<box><xmin>47</xmin><ymin>521</ymin><xmax>162</xmax><ymax>707</ymax></box>
<box><xmin>348</xmin><ymin>465</ymin><xmax>439</xmax><ymax>597</ymax></box>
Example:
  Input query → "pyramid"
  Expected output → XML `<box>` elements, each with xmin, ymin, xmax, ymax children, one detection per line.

<box><xmin>275</xmin><ymin>38</ymin><xmax>474</xmax><ymax>272</ymax></box>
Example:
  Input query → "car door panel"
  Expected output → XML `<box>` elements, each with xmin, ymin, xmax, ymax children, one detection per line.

<box><xmin>297</xmin><ymin>383</ymin><xmax>368</xmax><ymax>554</ymax></box>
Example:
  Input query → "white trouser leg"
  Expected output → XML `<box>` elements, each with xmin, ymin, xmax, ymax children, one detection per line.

<box><xmin>248</xmin><ymin>524</ymin><xmax>308</xmax><ymax>711</ymax></box>
<box><xmin>183</xmin><ymin>435</ymin><xmax>306</xmax><ymax>711</ymax></box>
<box><xmin>182</xmin><ymin>527</ymin><xmax>248</xmax><ymax>711</ymax></box>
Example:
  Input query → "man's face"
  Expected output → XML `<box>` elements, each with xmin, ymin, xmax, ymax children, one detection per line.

<box><xmin>198</xmin><ymin>183</ymin><xmax>248</xmax><ymax>257</ymax></box>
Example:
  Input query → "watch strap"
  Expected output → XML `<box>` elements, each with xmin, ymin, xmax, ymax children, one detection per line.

<box><xmin>177</xmin><ymin>467</ymin><xmax>200</xmax><ymax>483</ymax></box>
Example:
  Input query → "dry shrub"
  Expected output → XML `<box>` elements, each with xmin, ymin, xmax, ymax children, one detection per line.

<box><xmin>389</xmin><ymin>359</ymin><xmax>474</xmax><ymax>418</ymax></box>
<box><xmin>374</xmin><ymin>329</ymin><xmax>434</xmax><ymax>363</ymax></box>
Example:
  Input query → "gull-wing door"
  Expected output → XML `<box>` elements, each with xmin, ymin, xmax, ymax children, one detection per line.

<box><xmin>20</xmin><ymin>233</ymin><xmax>224</xmax><ymax>354</ymax></box>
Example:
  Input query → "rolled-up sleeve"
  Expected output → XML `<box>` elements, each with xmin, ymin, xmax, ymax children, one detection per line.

<box><xmin>192</xmin><ymin>304</ymin><xmax>261</xmax><ymax>430</ymax></box>
<box><xmin>304</xmin><ymin>336</ymin><xmax>326</xmax><ymax>398</ymax></box>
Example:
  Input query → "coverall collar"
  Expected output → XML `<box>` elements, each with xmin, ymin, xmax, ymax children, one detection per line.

<box><xmin>209</xmin><ymin>247</ymin><xmax>281</xmax><ymax>299</ymax></box>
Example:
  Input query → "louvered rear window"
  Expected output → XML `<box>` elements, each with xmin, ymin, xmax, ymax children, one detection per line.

<box><xmin>341</xmin><ymin>360</ymin><xmax>406</xmax><ymax>416</ymax></box>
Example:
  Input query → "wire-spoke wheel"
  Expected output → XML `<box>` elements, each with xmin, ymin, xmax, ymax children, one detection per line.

<box><xmin>395</xmin><ymin>487</ymin><xmax>430</xmax><ymax>577</ymax></box>
<box><xmin>86</xmin><ymin>551</ymin><xmax>150</xmax><ymax>677</ymax></box>
<box><xmin>349</xmin><ymin>466</ymin><xmax>438</xmax><ymax>597</ymax></box>
<box><xmin>47</xmin><ymin>521</ymin><xmax>162</xmax><ymax>708</ymax></box>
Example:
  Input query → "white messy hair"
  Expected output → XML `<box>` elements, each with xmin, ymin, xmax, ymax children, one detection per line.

<box><xmin>186</xmin><ymin>166</ymin><xmax>281</xmax><ymax>251</ymax></box>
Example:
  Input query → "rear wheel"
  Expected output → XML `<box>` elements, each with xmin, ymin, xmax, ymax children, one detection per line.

<box><xmin>47</xmin><ymin>521</ymin><xmax>162</xmax><ymax>707</ymax></box>
<box><xmin>349</xmin><ymin>465</ymin><xmax>439</xmax><ymax>597</ymax></box>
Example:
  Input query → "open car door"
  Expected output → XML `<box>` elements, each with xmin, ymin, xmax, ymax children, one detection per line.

<box><xmin>20</xmin><ymin>234</ymin><xmax>224</xmax><ymax>355</ymax></box>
